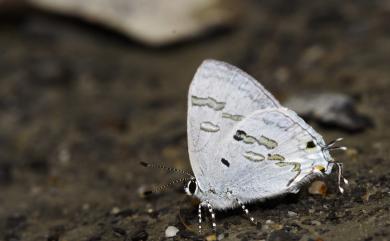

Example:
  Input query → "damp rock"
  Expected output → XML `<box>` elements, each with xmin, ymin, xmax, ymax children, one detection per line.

<box><xmin>165</xmin><ymin>226</ymin><xmax>179</xmax><ymax>238</ymax></box>
<box><xmin>27</xmin><ymin>0</ymin><xmax>238</xmax><ymax>46</ymax></box>
<box><xmin>308</xmin><ymin>180</ymin><xmax>327</xmax><ymax>196</ymax></box>
<box><xmin>284</xmin><ymin>92</ymin><xmax>372</xmax><ymax>132</ymax></box>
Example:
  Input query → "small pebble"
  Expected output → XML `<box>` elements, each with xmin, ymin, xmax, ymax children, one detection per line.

<box><xmin>300</xmin><ymin>45</ymin><xmax>325</xmax><ymax>66</ymax></box>
<box><xmin>311</xmin><ymin>220</ymin><xmax>322</xmax><ymax>226</ymax></box>
<box><xmin>147</xmin><ymin>208</ymin><xmax>154</xmax><ymax>213</ymax></box>
<box><xmin>308</xmin><ymin>180</ymin><xmax>327</xmax><ymax>196</ymax></box>
<box><xmin>206</xmin><ymin>234</ymin><xmax>217</xmax><ymax>241</ymax></box>
<box><xmin>287</xmin><ymin>211</ymin><xmax>298</xmax><ymax>217</ymax></box>
<box><xmin>265</xmin><ymin>219</ymin><xmax>274</xmax><ymax>224</ymax></box>
<box><xmin>58</xmin><ymin>147</ymin><xmax>71</xmax><ymax>165</ymax></box>
<box><xmin>82</xmin><ymin>203</ymin><xmax>90</xmax><ymax>211</ymax></box>
<box><xmin>165</xmin><ymin>226</ymin><xmax>179</xmax><ymax>238</ymax></box>
<box><xmin>111</xmin><ymin>207</ymin><xmax>120</xmax><ymax>215</ymax></box>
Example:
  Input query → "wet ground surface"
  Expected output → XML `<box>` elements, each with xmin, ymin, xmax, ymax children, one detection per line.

<box><xmin>0</xmin><ymin>1</ymin><xmax>389</xmax><ymax>241</ymax></box>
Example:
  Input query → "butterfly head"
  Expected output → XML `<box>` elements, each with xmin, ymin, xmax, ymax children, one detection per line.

<box><xmin>184</xmin><ymin>178</ymin><xmax>198</xmax><ymax>196</ymax></box>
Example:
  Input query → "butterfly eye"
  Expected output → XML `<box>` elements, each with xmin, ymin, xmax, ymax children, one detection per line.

<box><xmin>185</xmin><ymin>179</ymin><xmax>197</xmax><ymax>195</ymax></box>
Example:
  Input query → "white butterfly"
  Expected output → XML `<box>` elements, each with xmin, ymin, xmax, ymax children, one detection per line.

<box><xmin>141</xmin><ymin>59</ymin><xmax>348</xmax><ymax>234</ymax></box>
<box><xmin>183</xmin><ymin>59</ymin><xmax>348</xmax><ymax>233</ymax></box>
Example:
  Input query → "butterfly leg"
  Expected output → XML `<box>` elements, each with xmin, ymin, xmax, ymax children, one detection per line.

<box><xmin>236</xmin><ymin>198</ymin><xmax>257</xmax><ymax>225</ymax></box>
<box><xmin>205</xmin><ymin>201</ymin><xmax>217</xmax><ymax>232</ymax></box>
<box><xmin>336</xmin><ymin>162</ymin><xmax>349</xmax><ymax>193</ymax></box>
<box><xmin>198</xmin><ymin>203</ymin><xmax>203</xmax><ymax>233</ymax></box>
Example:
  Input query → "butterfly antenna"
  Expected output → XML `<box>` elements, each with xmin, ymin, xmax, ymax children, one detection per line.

<box><xmin>145</xmin><ymin>177</ymin><xmax>191</xmax><ymax>195</ymax></box>
<box><xmin>327</xmin><ymin>137</ymin><xmax>343</xmax><ymax>147</ymax></box>
<box><xmin>324</xmin><ymin>138</ymin><xmax>347</xmax><ymax>151</ymax></box>
<box><xmin>140</xmin><ymin>161</ymin><xmax>194</xmax><ymax>178</ymax></box>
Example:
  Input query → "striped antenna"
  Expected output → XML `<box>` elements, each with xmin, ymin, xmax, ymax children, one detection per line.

<box><xmin>144</xmin><ymin>177</ymin><xmax>191</xmax><ymax>196</ymax></box>
<box><xmin>324</xmin><ymin>137</ymin><xmax>347</xmax><ymax>151</ymax></box>
<box><xmin>140</xmin><ymin>161</ymin><xmax>193</xmax><ymax>178</ymax></box>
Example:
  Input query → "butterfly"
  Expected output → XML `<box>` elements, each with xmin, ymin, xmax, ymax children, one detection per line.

<box><xmin>142</xmin><ymin>59</ymin><xmax>348</xmax><ymax>234</ymax></box>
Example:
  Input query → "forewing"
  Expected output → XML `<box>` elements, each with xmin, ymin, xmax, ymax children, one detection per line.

<box><xmin>187</xmin><ymin>59</ymin><xmax>280</xmax><ymax>188</ymax></box>
<box><xmin>215</xmin><ymin>108</ymin><xmax>333</xmax><ymax>201</ymax></box>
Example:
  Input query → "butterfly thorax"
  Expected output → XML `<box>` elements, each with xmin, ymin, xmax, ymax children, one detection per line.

<box><xmin>195</xmin><ymin>185</ymin><xmax>238</xmax><ymax>210</ymax></box>
<box><xmin>184</xmin><ymin>178</ymin><xmax>237</xmax><ymax>210</ymax></box>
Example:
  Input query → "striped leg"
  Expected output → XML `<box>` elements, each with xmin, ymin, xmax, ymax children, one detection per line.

<box><xmin>236</xmin><ymin>198</ymin><xmax>257</xmax><ymax>225</ymax></box>
<box><xmin>198</xmin><ymin>203</ymin><xmax>203</xmax><ymax>233</ymax></box>
<box><xmin>206</xmin><ymin>201</ymin><xmax>217</xmax><ymax>232</ymax></box>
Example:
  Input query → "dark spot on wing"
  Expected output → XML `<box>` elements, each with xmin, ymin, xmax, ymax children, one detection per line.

<box><xmin>221</xmin><ymin>158</ymin><xmax>230</xmax><ymax>167</ymax></box>
<box><xmin>306</xmin><ymin>141</ymin><xmax>316</xmax><ymax>148</ymax></box>
<box><xmin>233</xmin><ymin>130</ymin><xmax>246</xmax><ymax>141</ymax></box>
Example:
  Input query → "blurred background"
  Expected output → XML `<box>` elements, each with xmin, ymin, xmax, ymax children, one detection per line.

<box><xmin>0</xmin><ymin>0</ymin><xmax>389</xmax><ymax>241</ymax></box>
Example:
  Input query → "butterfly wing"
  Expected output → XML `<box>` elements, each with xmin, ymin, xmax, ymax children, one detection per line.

<box><xmin>214</xmin><ymin>108</ymin><xmax>334</xmax><ymax>202</ymax></box>
<box><xmin>187</xmin><ymin>59</ymin><xmax>281</xmax><ymax>189</ymax></box>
